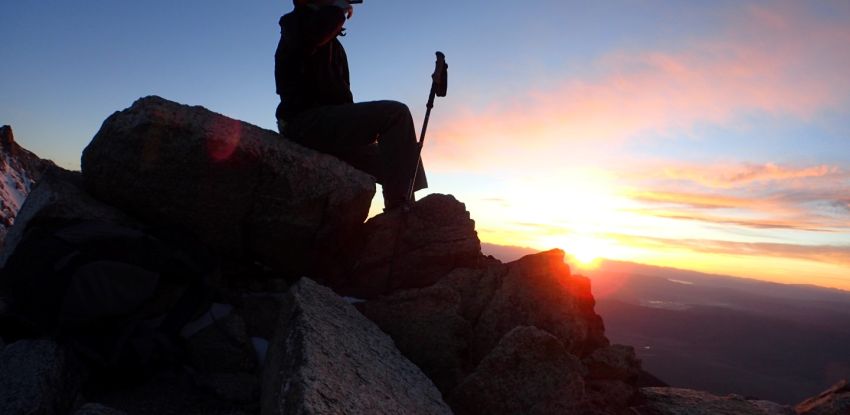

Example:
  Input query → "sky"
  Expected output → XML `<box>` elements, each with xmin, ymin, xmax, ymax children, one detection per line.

<box><xmin>2</xmin><ymin>1</ymin><xmax>849</xmax><ymax>290</ymax></box>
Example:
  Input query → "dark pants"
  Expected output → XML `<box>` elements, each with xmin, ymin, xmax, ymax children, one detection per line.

<box><xmin>279</xmin><ymin>100</ymin><xmax>427</xmax><ymax>208</ymax></box>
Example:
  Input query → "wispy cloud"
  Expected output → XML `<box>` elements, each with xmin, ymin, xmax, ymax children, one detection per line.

<box><xmin>608</xmin><ymin>233</ymin><xmax>850</xmax><ymax>267</ymax></box>
<box><xmin>658</xmin><ymin>163</ymin><xmax>843</xmax><ymax>189</ymax></box>
<box><xmin>427</xmin><ymin>4</ymin><xmax>850</xmax><ymax>171</ymax></box>
<box><xmin>626</xmin><ymin>209</ymin><xmax>840</xmax><ymax>232</ymax></box>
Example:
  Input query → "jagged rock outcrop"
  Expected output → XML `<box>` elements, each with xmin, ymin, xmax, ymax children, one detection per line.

<box><xmin>358</xmin><ymin>249</ymin><xmax>636</xmax><ymax>414</ymax></box>
<box><xmin>0</xmin><ymin>125</ymin><xmax>55</xmax><ymax>248</ymax></box>
<box><xmin>81</xmin><ymin>96</ymin><xmax>375</xmax><ymax>276</ymax></box>
<box><xmin>0</xmin><ymin>166</ymin><xmax>139</xmax><ymax>268</ymax></box>
<box><xmin>450</xmin><ymin>326</ymin><xmax>587</xmax><ymax>415</ymax></box>
<box><xmin>796</xmin><ymin>380</ymin><xmax>850</xmax><ymax>415</ymax></box>
<box><xmin>341</xmin><ymin>193</ymin><xmax>482</xmax><ymax>298</ymax></box>
<box><xmin>261</xmin><ymin>278</ymin><xmax>452</xmax><ymax>415</ymax></box>
<box><xmin>634</xmin><ymin>387</ymin><xmax>796</xmax><ymax>415</ymax></box>
<box><xmin>0</xmin><ymin>339</ymin><xmax>82</xmax><ymax>415</ymax></box>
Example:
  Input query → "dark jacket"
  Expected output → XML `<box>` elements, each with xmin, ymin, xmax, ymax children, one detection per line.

<box><xmin>275</xmin><ymin>6</ymin><xmax>353</xmax><ymax>121</ymax></box>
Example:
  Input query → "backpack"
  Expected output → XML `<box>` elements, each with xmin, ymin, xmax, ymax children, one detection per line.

<box><xmin>0</xmin><ymin>218</ymin><xmax>215</xmax><ymax>378</ymax></box>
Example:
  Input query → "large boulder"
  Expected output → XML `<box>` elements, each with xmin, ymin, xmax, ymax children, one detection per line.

<box><xmin>0</xmin><ymin>339</ymin><xmax>82</xmax><ymax>415</ymax></box>
<box><xmin>342</xmin><ymin>193</ymin><xmax>482</xmax><ymax>298</ymax></box>
<box><xmin>796</xmin><ymin>380</ymin><xmax>850</xmax><ymax>415</ymax></box>
<box><xmin>260</xmin><ymin>278</ymin><xmax>452</xmax><ymax>415</ymax></box>
<box><xmin>81</xmin><ymin>96</ymin><xmax>375</xmax><ymax>276</ymax></box>
<box><xmin>450</xmin><ymin>326</ymin><xmax>586</xmax><ymax>415</ymax></box>
<box><xmin>634</xmin><ymin>387</ymin><xmax>795</xmax><ymax>415</ymax></box>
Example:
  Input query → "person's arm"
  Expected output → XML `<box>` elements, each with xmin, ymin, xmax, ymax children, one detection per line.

<box><xmin>301</xmin><ymin>5</ymin><xmax>347</xmax><ymax>53</ymax></box>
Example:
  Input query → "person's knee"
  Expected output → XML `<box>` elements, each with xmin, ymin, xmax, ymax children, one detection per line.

<box><xmin>375</xmin><ymin>100</ymin><xmax>411</xmax><ymax>119</ymax></box>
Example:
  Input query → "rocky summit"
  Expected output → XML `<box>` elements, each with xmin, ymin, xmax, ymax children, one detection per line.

<box><xmin>0</xmin><ymin>125</ymin><xmax>55</xmax><ymax>249</ymax></box>
<box><xmin>0</xmin><ymin>97</ymin><xmax>847</xmax><ymax>415</ymax></box>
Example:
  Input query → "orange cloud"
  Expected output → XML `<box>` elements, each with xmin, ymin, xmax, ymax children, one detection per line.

<box><xmin>627</xmin><ymin>209</ymin><xmax>841</xmax><ymax>232</ymax></box>
<box><xmin>658</xmin><ymin>163</ymin><xmax>843</xmax><ymax>188</ymax></box>
<box><xmin>426</xmin><ymin>4</ymin><xmax>850</xmax><ymax>172</ymax></box>
<box><xmin>608</xmin><ymin>232</ymin><xmax>850</xmax><ymax>267</ymax></box>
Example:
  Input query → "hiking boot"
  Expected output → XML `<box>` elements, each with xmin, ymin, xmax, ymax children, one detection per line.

<box><xmin>383</xmin><ymin>196</ymin><xmax>412</xmax><ymax>213</ymax></box>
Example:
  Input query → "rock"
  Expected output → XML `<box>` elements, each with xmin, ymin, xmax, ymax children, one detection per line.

<box><xmin>81</xmin><ymin>96</ymin><xmax>375</xmax><ymax>276</ymax></box>
<box><xmin>357</xmin><ymin>282</ymin><xmax>471</xmax><ymax>391</ymax></box>
<box><xmin>796</xmin><ymin>380</ymin><xmax>850</xmax><ymax>415</ymax></box>
<box><xmin>197</xmin><ymin>372</ymin><xmax>260</xmax><ymax>404</ymax></box>
<box><xmin>73</xmin><ymin>403</ymin><xmax>128</xmax><ymax>415</ymax></box>
<box><xmin>450</xmin><ymin>326</ymin><xmax>586</xmax><ymax>415</ymax></box>
<box><xmin>185</xmin><ymin>312</ymin><xmax>257</xmax><ymax>374</ymax></box>
<box><xmin>635</xmin><ymin>387</ymin><xmax>796</xmax><ymax>415</ymax></box>
<box><xmin>343</xmin><ymin>193</ymin><xmax>482</xmax><ymax>298</ymax></box>
<box><xmin>470</xmin><ymin>249</ymin><xmax>608</xmax><ymax>363</ymax></box>
<box><xmin>0</xmin><ymin>339</ymin><xmax>81</xmax><ymax>415</ymax></box>
<box><xmin>236</xmin><ymin>293</ymin><xmax>288</xmax><ymax>340</ymax></box>
<box><xmin>261</xmin><ymin>278</ymin><xmax>452</xmax><ymax>415</ymax></box>
<box><xmin>584</xmin><ymin>344</ymin><xmax>641</xmax><ymax>382</ymax></box>
<box><xmin>0</xmin><ymin>166</ymin><xmax>138</xmax><ymax>268</ymax></box>
<box><xmin>0</xmin><ymin>125</ymin><xmax>56</xmax><ymax>248</ymax></box>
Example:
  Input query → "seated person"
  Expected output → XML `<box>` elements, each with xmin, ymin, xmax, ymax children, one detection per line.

<box><xmin>275</xmin><ymin>0</ymin><xmax>427</xmax><ymax>210</ymax></box>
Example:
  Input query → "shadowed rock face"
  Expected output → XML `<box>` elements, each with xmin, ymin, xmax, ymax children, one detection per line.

<box><xmin>0</xmin><ymin>167</ymin><xmax>139</xmax><ymax>268</ymax></box>
<box><xmin>341</xmin><ymin>193</ymin><xmax>482</xmax><ymax>298</ymax></box>
<box><xmin>796</xmin><ymin>380</ymin><xmax>850</xmax><ymax>415</ymax></box>
<box><xmin>359</xmin><ymin>249</ymin><xmax>633</xmax><ymax>414</ymax></box>
<box><xmin>0</xmin><ymin>339</ymin><xmax>82</xmax><ymax>415</ymax></box>
<box><xmin>261</xmin><ymin>278</ymin><xmax>452</xmax><ymax>415</ymax></box>
<box><xmin>81</xmin><ymin>96</ymin><xmax>375</xmax><ymax>276</ymax></box>
<box><xmin>634</xmin><ymin>387</ymin><xmax>796</xmax><ymax>415</ymax></box>
<box><xmin>450</xmin><ymin>326</ymin><xmax>587</xmax><ymax>415</ymax></box>
<box><xmin>0</xmin><ymin>125</ymin><xmax>56</xmax><ymax>248</ymax></box>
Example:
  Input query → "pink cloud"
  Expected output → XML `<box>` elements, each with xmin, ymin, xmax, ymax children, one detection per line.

<box><xmin>608</xmin><ymin>232</ymin><xmax>850</xmax><ymax>267</ymax></box>
<box><xmin>658</xmin><ymin>163</ymin><xmax>842</xmax><ymax>188</ymax></box>
<box><xmin>426</xmin><ymin>4</ymin><xmax>850</xmax><ymax>172</ymax></box>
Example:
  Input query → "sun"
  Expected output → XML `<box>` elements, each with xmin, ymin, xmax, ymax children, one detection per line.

<box><xmin>566</xmin><ymin>236</ymin><xmax>607</xmax><ymax>269</ymax></box>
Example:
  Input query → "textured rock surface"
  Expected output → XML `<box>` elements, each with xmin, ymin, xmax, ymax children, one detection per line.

<box><xmin>357</xmin><ymin>282</ymin><xmax>471</xmax><ymax>391</ymax></box>
<box><xmin>635</xmin><ymin>387</ymin><xmax>795</xmax><ymax>415</ymax></box>
<box><xmin>81</xmin><ymin>96</ymin><xmax>375</xmax><ymax>275</ymax></box>
<box><xmin>796</xmin><ymin>380</ymin><xmax>850</xmax><ymax>415</ymax></box>
<box><xmin>343</xmin><ymin>193</ymin><xmax>482</xmax><ymax>298</ymax></box>
<box><xmin>0</xmin><ymin>166</ymin><xmax>136</xmax><ymax>268</ymax></box>
<box><xmin>361</xmin><ymin>250</ymin><xmax>636</xmax><ymax>414</ymax></box>
<box><xmin>185</xmin><ymin>312</ymin><xmax>257</xmax><ymax>374</ymax></box>
<box><xmin>450</xmin><ymin>326</ymin><xmax>586</xmax><ymax>415</ymax></box>
<box><xmin>261</xmin><ymin>278</ymin><xmax>452</xmax><ymax>415</ymax></box>
<box><xmin>0</xmin><ymin>339</ymin><xmax>81</xmax><ymax>415</ymax></box>
<box><xmin>73</xmin><ymin>403</ymin><xmax>129</xmax><ymax>415</ymax></box>
<box><xmin>0</xmin><ymin>125</ymin><xmax>55</xmax><ymax>248</ymax></box>
<box><xmin>470</xmin><ymin>249</ymin><xmax>608</xmax><ymax>362</ymax></box>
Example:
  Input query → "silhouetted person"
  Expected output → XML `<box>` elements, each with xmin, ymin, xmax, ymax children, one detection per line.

<box><xmin>275</xmin><ymin>0</ymin><xmax>427</xmax><ymax>210</ymax></box>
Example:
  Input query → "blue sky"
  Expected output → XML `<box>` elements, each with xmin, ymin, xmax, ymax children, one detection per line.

<box><xmin>2</xmin><ymin>1</ymin><xmax>849</xmax><ymax>289</ymax></box>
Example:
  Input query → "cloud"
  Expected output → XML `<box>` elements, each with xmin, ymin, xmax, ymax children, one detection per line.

<box><xmin>627</xmin><ymin>209</ymin><xmax>840</xmax><ymax>232</ymax></box>
<box><xmin>658</xmin><ymin>163</ymin><xmax>843</xmax><ymax>189</ymax></box>
<box><xmin>426</xmin><ymin>3</ymin><xmax>850</xmax><ymax>171</ymax></box>
<box><xmin>609</xmin><ymin>233</ymin><xmax>850</xmax><ymax>266</ymax></box>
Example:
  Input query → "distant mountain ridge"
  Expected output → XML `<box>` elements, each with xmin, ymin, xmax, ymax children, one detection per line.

<box><xmin>0</xmin><ymin>125</ymin><xmax>55</xmax><ymax>248</ymax></box>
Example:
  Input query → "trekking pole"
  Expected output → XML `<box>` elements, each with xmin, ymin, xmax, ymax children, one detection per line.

<box><xmin>406</xmin><ymin>51</ymin><xmax>448</xmax><ymax>202</ymax></box>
